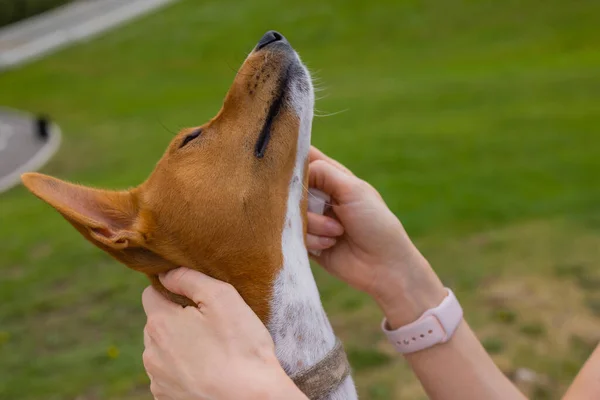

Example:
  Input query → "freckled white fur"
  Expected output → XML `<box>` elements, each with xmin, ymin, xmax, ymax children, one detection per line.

<box><xmin>267</xmin><ymin>54</ymin><xmax>358</xmax><ymax>400</ymax></box>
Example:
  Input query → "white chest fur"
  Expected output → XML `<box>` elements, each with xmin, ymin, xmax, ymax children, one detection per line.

<box><xmin>267</xmin><ymin>59</ymin><xmax>357</xmax><ymax>399</ymax></box>
<box><xmin>268</xmin><ymin>183</ymin><xmax>357</xmax><ymax>399</ymax></box>
<box><xmin>268</xmin><ymin>177</ymin><xmax>357</xmax><ymax>399</ymax></box>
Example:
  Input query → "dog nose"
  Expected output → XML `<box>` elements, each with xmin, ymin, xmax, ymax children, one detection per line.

<box><xmin>256</xmin><ymin>30</ymin><xmax>286</xmax><ymax>50</ymax></box>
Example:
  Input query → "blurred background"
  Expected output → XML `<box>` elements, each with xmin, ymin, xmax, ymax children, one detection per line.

<box><xmin>0</xmin><ymin>0</ymin><xmax>70</xmax><ymax>26</ymax></box>
<box><xmin>1</xmin><ymin>0</ymin><xmax>599</xmax><ymax>399</ymax></box>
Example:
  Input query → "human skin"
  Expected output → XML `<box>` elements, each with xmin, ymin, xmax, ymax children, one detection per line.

<box><xmin>143</xmin><ymin>146</ymin><xmax>597</xmax><ymax>399</ymax></box>
<box><xmin>142</xmin><ymin>269</ymin><xmax>307</xmax><ymax>400</ymax></box>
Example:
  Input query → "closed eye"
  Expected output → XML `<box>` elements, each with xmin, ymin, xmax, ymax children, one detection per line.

<box><xmin>179</xmin><ymin>129</ymin><xmax>202</xmax><ymax>149</ymax></box>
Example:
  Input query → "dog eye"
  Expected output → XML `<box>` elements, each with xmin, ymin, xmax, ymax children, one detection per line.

<box><xmin>179</xmin><ymin>129</ymin><xmax>202</xmax><ymax>149</ymax></box>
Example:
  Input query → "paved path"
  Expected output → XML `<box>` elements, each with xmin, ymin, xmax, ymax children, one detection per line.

<box><xmin>0</xmin><ymin>0</ymin><xmax>178</xmax><ymax>71</ymax></box>
<box><xmin>0</xmin><ymin>108</ymin><xmax>61</xmax><ymax>193</ymax></box>
<box><xmin>0</xmin><ymin>0</ymin><xmax>180</xmax><ymax>192</ymax></box>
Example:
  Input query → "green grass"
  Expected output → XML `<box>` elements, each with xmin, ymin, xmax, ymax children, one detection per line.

<box><xmin>1</xmin><ymin>0</ymin><xmax>599</xmax><ymax>399</ymax></box>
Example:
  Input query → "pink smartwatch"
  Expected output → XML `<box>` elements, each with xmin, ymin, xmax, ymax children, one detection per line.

<box><xmin>381</xmin><ymin>288</ymin><xmax>463</xmax><ymax>354</ymax></box>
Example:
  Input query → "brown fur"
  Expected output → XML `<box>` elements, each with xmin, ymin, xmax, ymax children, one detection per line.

<box><xmin>21</xmin><ymin>44</ymin><xmax>302</xmax><ymax>323</ymax></box>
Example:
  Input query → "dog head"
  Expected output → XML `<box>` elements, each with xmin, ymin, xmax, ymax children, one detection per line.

<box><xmin>22</xmin><ymin>31</ymin><xmax>314</xmax><ymax>322</ymax></box>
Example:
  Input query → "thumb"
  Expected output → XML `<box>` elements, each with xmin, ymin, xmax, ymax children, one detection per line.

<box><xmin>142</xmin><ymin>285</ymin><xmax>180</xmax><ymax>316</ymax></box>
<box><xmin>309</xmin><ymin>159</ymin><xmax>361</xmax><ymax>205</ymax></box>
<box><xmin>159</xmin><ymin>267</ymin><xmax>229</xmax><ymax>306</ymax></box>
<box><xmin>309</xmin><ymin>146</ymin><xmax>355</xmax><ymax>176</ymax></box>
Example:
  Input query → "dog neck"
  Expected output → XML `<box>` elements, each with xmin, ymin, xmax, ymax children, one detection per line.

<box><xmin>267</xmin><ymin>123</ymin><xmax>357</xmax><ymax>399</ymax></box>
<box><xmin>268</xmin><ymin>183</ymin><xmax>357</xmax><ymax>399</ymax></box>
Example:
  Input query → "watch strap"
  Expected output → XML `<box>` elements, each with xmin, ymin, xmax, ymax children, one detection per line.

<box><xmin>381</xmin><ymin>288</ymin><xmax>463</xmax><ymax>354</ymax></box>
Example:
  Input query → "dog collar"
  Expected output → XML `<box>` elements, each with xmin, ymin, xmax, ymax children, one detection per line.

<box><xmin>291</xmin><ymin>338</ymin><xmax>350</xmax><ymax>400</ymax></box>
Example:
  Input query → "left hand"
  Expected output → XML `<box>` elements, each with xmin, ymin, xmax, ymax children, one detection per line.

<box><xmin>141</xmin><ymin>267</ymin><xmax>306</xmax><ymax>400</ymax></box>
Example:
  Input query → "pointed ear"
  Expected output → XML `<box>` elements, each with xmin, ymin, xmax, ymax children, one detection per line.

<box><xmin>21</xmin><ymin>172</ymin><xmax>144</xmax><ymax>250</ymax></box>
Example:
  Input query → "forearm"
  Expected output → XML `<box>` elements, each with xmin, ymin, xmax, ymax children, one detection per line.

<box><xmin>563</xmin><ymin>344</ymin><xmax>600</xmax><ymax>400</ymax></box>
<box><xmin>375</xmin><ymin>258</ymin><xmax>525</xmax><ymax>400</ymax></box>
<box><xmin>406</xmin><ymin>321</ymin><xmax>525</xmax><ymax>400</ymax></box>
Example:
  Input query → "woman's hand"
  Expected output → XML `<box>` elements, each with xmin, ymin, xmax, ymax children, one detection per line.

<box><xmin>305</xmin><ymin>147</ymin><xmax>529</xmax><ymax>400</ymax></box>
<box><xmin>306</xmin><ymin>146</ymin><xmax>446</xmax><ymax>327</ymax></box>
<box><xmin>142</xmin><ymin>267</ymin><xmax>306</xmax><ymax>400</ymax></box>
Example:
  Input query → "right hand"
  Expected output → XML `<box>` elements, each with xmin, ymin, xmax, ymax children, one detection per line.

<box><xmin>307</xmin><ymin>146</ymin><xmax>446</xmax><ymax>327</ymax></box>
<box><xmin>142</xmin><ymin>268</ymin><xmax>306</xmax><ymax>400</ymax></box>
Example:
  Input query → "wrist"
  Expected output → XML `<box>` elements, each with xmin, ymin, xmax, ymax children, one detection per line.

<box><xmin>251</xmin><ymin>356</ymin><xmax>307</xmax><ymax>400</ymax></box>
<box><xmin>373</xmin><ymin>256</ymin><xmax>447</xmax><ymax>329</ymax></box>
<box><xmin>261</xmin><ymin>368</ymin><xmax>307</xmax><ymax>400</ymax></box>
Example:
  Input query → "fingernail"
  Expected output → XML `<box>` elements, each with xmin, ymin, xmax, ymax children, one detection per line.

<box><xmin>309</xmin><ymin>249</ymin><xmax>322</xmax><ymax>256</ymax></box>
<box><xmin>320</xmin><ymin>236</ymin><xmax>336</xmax><ymax>247</ymax></box>
<box><xmin>326</xmin><ymin>219</ymin><xmax>343</xmax><ymax>235</ymax></box>
<box><xmin>159</xmin><ymin>268</ymin><xmax>174</xmax><ymax>279</ymax></box>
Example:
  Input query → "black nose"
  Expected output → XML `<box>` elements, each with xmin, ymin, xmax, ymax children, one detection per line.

<box><xmin>256</xmin><ymin>30</ymin><xmax>285</xmax><ymax>50</ymax></box>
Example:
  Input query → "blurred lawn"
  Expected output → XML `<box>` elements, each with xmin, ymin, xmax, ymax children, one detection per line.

<box><xmin>1</xmin><ymin>0</ymin><xmax>600</xmax><ymax>399</ymax></box>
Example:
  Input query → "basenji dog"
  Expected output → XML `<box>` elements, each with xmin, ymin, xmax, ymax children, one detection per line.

<box><xmin>22</xmin><ymin>31</ymin><xmax>358</xmax><ymax>399</ymax></box>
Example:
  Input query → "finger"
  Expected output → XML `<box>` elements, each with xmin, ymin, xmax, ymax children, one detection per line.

<box><xmin>307</xmin><ymin>212</ymin><xmax>344</xmax><ymax>237</ymax></box>
<box><xmin>159</xmin><ymin>267</ymin><xmax>225</xmax><ymax>305</ymax></box>
<box><xmin>309</xmin><ymin>246</ymin><xmax>330</xmax><ymax>264</ymax></box>
<box><xmin>306</xmin><ymin>233</ymin><xmax>336</xmax><ymax>251</ymax></box>
<box><xmin>307</xmin><ymin>188</ymin><xmax>330</xmax><ymax>215</ymax></box>
<box><xmin>144</xmin><ymin>327</ymin><xmax>152</xmax><ymax>348</ymax></box>
<box><xmin>309</xmin><ymin>159</ymin><xmax>360</xmax><ymax>204</ymax></box>
<box><xmin>309</xmin><ymin>146</ymin><xmax>328</xmax><ymax>163</ymax></box>
<box><xmin>142</xmin><ymin>286</ymin><xmax>180</xmax><ymax>316</ymax></box>
<box><xmin>309</xmin><ymin>146</ymin><xmax>354</xmax><ymax>176</ymax></box>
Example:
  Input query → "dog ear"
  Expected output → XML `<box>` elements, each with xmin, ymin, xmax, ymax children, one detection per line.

<box><xmin>21</xmin><ymin>172</ymin><xmax>145</xmax><ymax>250</ymax></box>
<box><xmin>21</xmin><ymin>172</ymin><xmax>180</xmax><ymax>285</ymax></box>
